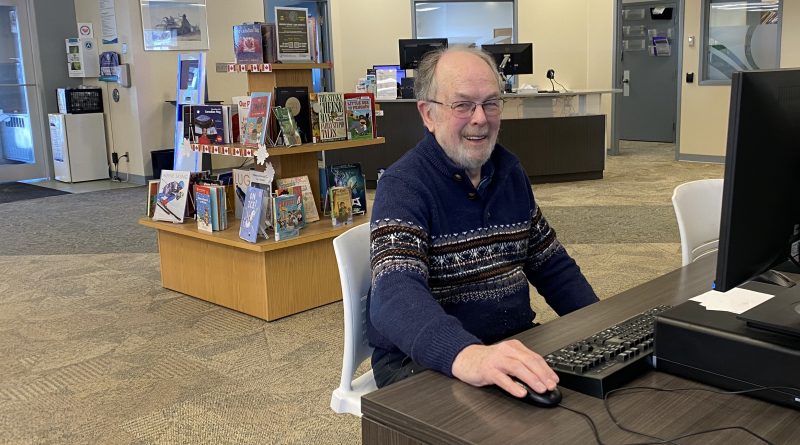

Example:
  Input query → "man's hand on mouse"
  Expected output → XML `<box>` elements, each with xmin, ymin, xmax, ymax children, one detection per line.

<box><xmin>451</xmin><ymin>340</ymin><xmax>559</xmax><ymax>398</ymax></box>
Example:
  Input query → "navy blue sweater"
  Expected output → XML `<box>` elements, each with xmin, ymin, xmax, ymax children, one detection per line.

<box><xmin>367</xmin><ymin>131</ymin><xmax>598</xmax><ymax>378</ymax></box>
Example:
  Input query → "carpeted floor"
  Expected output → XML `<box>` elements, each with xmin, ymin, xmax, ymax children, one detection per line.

<box><xmin>0</xmin><ymin>182</ymin><xmax>70</xmax><ymax>204</ymax></box>
<box><xmin>0</xmin><ymin>141</ymin><xmax>724</xmax><ymax>444</ymax></box>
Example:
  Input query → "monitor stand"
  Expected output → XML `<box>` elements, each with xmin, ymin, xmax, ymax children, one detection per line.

<box><xmin>753</xmin><ymin>269</ymin><xmax>797</xmax><ymax>288</ymax></box>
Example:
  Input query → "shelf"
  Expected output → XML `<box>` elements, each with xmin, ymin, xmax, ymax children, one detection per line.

<box><xmin>190</xmin><ymin>137</ymin><xmax>385</xmax><ymax>158</ymax></box>
<box><xmin>139</xmin><ymin>213</ymin><xmax>369</xmax><ymax>253</ymax></box>
<box><xmin>220</xmin><ymin>62</ymin><xmax>332</xmax><ymax>73</ymax></box>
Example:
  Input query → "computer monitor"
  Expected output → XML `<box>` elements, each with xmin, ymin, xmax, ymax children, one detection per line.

<box><xmin>373</xmin><ymin>64</ymin><xmax>406</xmax><ymax>85</ymax></box>
<box><xmin>481</xmin><ymin>43</ymin><xmax>533</xmax><ymax>78</ymax></box>
<box><xmin>714</xmin><ymin>68</ymin><xmax>800</xmax><ymax>293</ymax></box>
<box><xmin>398</xmin><ymin>38</ymin><xmax>448</xmax><ymax>70</ymax></box>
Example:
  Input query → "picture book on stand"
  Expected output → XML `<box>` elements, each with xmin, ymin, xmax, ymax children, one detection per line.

<box><xmin>146</xmin><ymin>179</ymin><xmax>160</xmax><ymax>217</ymax></box>
<box><xmin>274</xmin><ymin>106</ymin><xmax>302</xmax><ymax>146</ymax></box>
<box><xmin>273</xmin><ymin>193</ymin><xmax>301</xmax><ymax>241</ymax></box>
<box><xmin>232</xmin><ymin>96</ymin><xmax>251</xmax><ymax>143</ymax></box>
<box><xmin>194</xmin><ymin>184</ymin><xmax>213</xmax><ymax>232</ymax></box>
<box><xmin>327</xmin><ymin>163</ymin><xmax>367</xmax><ymax>215</ymax></box>
<box><xmin>239</xmin><ymin>186</ymin><xmax>264</xmax><ymax>243</ymax></box>
<box><xmin>329</xmin><ymin>186</ymin><xmax>353</xmax><ymax>227</ymax></box>
<box><xmin>274</xmin><ymin>86</ymin><xmax>311</xmax><ymax>143</ymax></box>
<box><xmin>343</xmin><ymin>93</ymin><xmax>375</xmax><ymax>140</ymax></box>
<box><xmin>152</xmin><ymin>170</ymin><xmax>191</xmax><ymax>223</ymax></box>
<box><xmin>275</xmin><ymin>175</ymin><xmax>319</xmax><ymax>222</ymax></box>
<box><xmin>275</xmin><ymin>185</ymin><xmax>305</xmax><ymax>229</ymax></box>
<box><xmin>243</xmin><ymin>92</ymin><xmax>272</xmax><ymax>147</ymax></box>
<box><xmin>250</xmin><ymin>170</ymin><xmax>273</xmax><ymax>238</ymax></box>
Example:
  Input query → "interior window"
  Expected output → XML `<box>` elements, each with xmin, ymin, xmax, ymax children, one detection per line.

<box><xmin>414</xmin><ymin>1</ymin><xmax>515</xmax><ymax>47</ymax></box>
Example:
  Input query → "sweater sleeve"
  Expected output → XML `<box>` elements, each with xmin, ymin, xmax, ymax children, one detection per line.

<box><xmin>523</xmin><ymin>193</ymin><xmax>599</xmax><ymax>316</ymax></box>
<box><xmin>369</xmin><ymin>173</ymin><xmax>481</xmax><ymax>376</ymax></box>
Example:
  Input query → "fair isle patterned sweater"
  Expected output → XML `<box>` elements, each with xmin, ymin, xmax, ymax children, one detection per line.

<box><xmin>366</xmin><ymin>131</ymin><xmax>598</xmax><ymax>378</ymax></box>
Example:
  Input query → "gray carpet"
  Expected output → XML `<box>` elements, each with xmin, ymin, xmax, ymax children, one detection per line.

<box><xmin>0</xmin><ymin>182</ymin><xmax>70</xmax><ymax>204</ymax></box>
<box><xmin>0</xmin><ymin>141</ymin><xmax>724</xmax><ymax>444</ymax></box>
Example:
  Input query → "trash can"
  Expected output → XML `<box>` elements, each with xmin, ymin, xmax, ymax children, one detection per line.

<box><xmin>150</xmin><ymin>149</ymin><xmax>174</xmax><ymax>180</ymax></box>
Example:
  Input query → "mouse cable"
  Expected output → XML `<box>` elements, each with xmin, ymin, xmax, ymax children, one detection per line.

<box><xmin>603</xmin><ymin>385</ymin><xmax>800</xmax><ymax>445</ymax></box>
<box><xmin>556</xmin><ymin>402</ymin><xmax>677</xmax><ymax>445</ymax></box>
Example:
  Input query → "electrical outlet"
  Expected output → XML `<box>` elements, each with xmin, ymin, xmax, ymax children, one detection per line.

<box><xmin>111</xmin><ymin>152</ymin><xmax>118</xmax><ymax>163</ymax></box>
<box><xmin>124</xmin><ymin>151</ymin><xmax>129</xmax><ymax>162</ymax></box>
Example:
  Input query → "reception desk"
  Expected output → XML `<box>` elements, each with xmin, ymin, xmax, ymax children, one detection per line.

<box><xmin>324</xmin><ymin>89</ymin><xmax>620</xmax><ymax>186</ymax></box>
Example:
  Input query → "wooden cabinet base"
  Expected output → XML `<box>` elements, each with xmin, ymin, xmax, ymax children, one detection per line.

<box><xmin>153</xmin><ymin>227</ymin><xmax>342</xmax><ymax>321</ymax></box>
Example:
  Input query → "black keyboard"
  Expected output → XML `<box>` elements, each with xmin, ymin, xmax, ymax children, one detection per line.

<box><xmin>544</xmin><ymin>305</ymin><xmax>672</xmax><ymax>398</ymax></box>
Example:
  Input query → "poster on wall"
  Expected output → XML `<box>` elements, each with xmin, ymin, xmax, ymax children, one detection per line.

<box><xmin>140</xmin><ymin>0</ymin><xmax>209</xmax><ymax>51</ymax></box>
<box><xmin>275</xmin><ymin>6</ymin><xmax>310</xmax><ymax>62</ymax></box>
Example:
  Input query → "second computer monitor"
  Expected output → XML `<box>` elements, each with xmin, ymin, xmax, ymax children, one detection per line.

<box><xmin>373</xmin><ymin>64</ymin><xmax>406</xmax><ymax>85</ymax></box>
<box><xmin>399</xmin><ymin>38</ymin><xmax>448</xmax><ymax>70</ymax></box>
<box><xmin>481</xmin><ymin>43</ymin><xmax>533</xmax><ymax>77</ymax></box>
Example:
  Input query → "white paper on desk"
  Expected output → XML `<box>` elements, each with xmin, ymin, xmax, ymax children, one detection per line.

<box><xmin>689</xmin><ymin>288</ymin><xmax>774</xmax><ymax>314</ymax></box>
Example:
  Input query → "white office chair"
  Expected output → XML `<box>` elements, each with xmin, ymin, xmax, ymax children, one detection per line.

<box><xmin>671</xmin><ymin>179</ymin><xmax>724</xmax><ymax>267</ymax></box>
<box><xmin>330</xmin><ymin>223</ymin><xmax>377</xmax><ymax>417</ymax></box>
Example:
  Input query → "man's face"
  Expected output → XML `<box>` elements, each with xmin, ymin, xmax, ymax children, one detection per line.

<box><xmin>417</xmin><ymin>51</ymin><xmax>502</xmax><ymax>171</ymax></box>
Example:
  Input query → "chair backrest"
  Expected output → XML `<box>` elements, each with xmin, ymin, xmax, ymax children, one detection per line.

<box><xmin>671</xmin><ymin>179</ymin><xmax>724</xmax><ymax>267</ymax></box>
<box><xmin>332</xmin><ymin>223</ymin><xmax>373</xmax><ymax>392</ymax></box>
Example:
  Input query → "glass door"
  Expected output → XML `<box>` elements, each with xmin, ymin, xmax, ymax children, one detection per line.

<box><xmin>0</xmin><ymin>0</ymin><xmax>47</xmax><ymax>182</ymax></box>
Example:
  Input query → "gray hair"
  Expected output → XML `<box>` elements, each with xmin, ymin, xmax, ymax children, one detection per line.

<box><xmin>413</xmin><ymin>46</ymin><xmax>503</xmax><ymax>101</ymax></box>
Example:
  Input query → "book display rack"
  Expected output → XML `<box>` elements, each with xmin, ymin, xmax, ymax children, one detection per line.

<box><xmin>140</xmin><ymin>63</ymin><xmax>384</xmax><ymax>321</ymax></box>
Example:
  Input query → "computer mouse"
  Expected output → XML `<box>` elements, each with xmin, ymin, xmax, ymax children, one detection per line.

<box><xmin>510</xmin><ymin>378</ymin><xmax>562</xmax><ymax>408</ymax></box>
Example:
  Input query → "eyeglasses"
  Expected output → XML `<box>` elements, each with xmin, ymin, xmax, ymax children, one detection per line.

<box><xmin>427</xmin><ymin>98</ymin><xmax>505</xmax><ymax>118</ymax></box>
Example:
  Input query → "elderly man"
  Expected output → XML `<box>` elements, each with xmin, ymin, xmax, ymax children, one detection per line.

<box><xmin>367</xmin><ymin>46</ymin><xmax>598</xmax><ymax>399</ymax></box>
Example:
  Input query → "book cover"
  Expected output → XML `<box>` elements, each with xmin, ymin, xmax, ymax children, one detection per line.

<box><xmin>274</xmin><ymin>86</ymin><xmax>311</xmax><ymax>144</ymax></box>
<box><xmin>275</xmin><ymin>185</ymin><xmax>305</xmax><ymax>229</ymax></box>
<box><xmin>153</xmin><ymin>170</ymin><xmax>191</xmax><ymax>223</ymax></box>
<box><xmin>213</xmin><ymin>185</ymin><xmax>228</xmax><ymax>230</ymax></box>
<box><xmin>232</xmin><ymin>95</ymin><xmax>251</xmax><ymax>144</ymax></box>
<box><xmin>239</xmin><ymin>186</ymin><xmax>264</xmax><ymax>243</ymax></box>
<box><xmin>275</xmin><ymin>175</ymin><xmax>320</xmax><ymax>222</ymax></box>
<box><xmin>309</xmin><ymin>92</ymin><xmax>321</xmax><ymax>143</ymax></box>
<box><xmin>232</xmin><ymin>168</ymin><xmax>252</xmax><ymax>219</ymax></box>
<box><xmin>233</xmin><ymin>23</ymin><xmax>265</xmax><ymax>64</ymax></box>
<box><xmin>329</xmin><ymin>186</ymin><xmax>353</xmax><ymax>227</ymax></box>
<box><xmin>195</xmin><ymin>184</ymin><xmax>212</xmax><ymax>232</ymax></box>
<box><xmin>243</xmin><ymin>92</ymin><xmax>272</xmax><ymax>148</ymax></box>
<box><xmin>191</xmin><ymin>105</ymin><xmax>226</xmax><ymax>145</ymax></box>
<box><xmin>344</xmin><ymin>92</ymin><xmax>377</xmax><ymax>138</ymax></box>
<box><xmin>273</xmin><ymin>193</ymin><xmax>301</xmax><ymax>241</ymax></box>
<box><xmin>250</xmin><ymin>170</ymin><xmax>273</xmax><ymax>239</ymax></box>
<box><xmin>274</xmin><ymin>106</ymin><xmax>302</xmax><ymax>147</ymax></box>
<box><xmin>208</xmin><ymin>183</ymin><xmax>220</xmax><ymax>230</ymax></box>
<box><xmin>316</xmin><ymin>92</ymin><xmax>347</xmax><ymax>142</ymax></box>
<box><xmin>344</xmin><ymin>94</ymin><xmax>374</xmax><ymax>140</ymax></box>
<box><xmin>147</xmin><ymin>179</ymin><xmax>160</xmax><ymax>217</ymax></box>
<box><xmin>327</xmin><ymin>163</ymin><xmax>367</xmax><ymax>215</ymax></box>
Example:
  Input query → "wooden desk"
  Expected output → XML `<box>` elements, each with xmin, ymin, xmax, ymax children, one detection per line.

<box><xmin>361</xmin><ymin>257</ymin><xmax>800</xmax><ymax>444</ymax></box>
<box><xmin>140</xmin><ymin>215</ymin><xmax>368</xmax><ymax>321</ymax></box>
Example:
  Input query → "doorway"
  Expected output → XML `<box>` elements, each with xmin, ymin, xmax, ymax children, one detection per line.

<box><xmin>0</xmin><ymin>0</ymin><xmax>47</xmax><ymax>182</ymax></box>
<box><xmin>612</xmin><ymin>1</ymin><xmax>681</xmax><ymax>154</ymax></box>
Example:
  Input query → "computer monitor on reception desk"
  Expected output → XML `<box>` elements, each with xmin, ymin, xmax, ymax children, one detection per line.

<box><xmin>714</xmin><ymin>68</ymin><xmax>800</xmax><ymax>295</ymax></box>
<box><xmin>398</xmin><ymin>38</ymin><xmax>448</xmax><ymax>70</ymax></box>
<box><xmin>481</xmin><ymin>43</ymin><xmax>533</xmax><ymax>78</ymax></box>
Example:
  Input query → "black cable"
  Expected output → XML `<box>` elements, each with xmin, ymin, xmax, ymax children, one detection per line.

<box><xmin>557</xmin><ymin>403</ymin><xmax>607</xmax><ymax>445</ymax></box>
<box><xmin>553</xmin><ymin>78</ymin><xmax>569</xmax><ymax>92</ymax></box>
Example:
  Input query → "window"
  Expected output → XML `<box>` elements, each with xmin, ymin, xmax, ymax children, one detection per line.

<box><xmin>413</xmin><ymin>1</ymin><xmax>515</xmax><ymax>47</ymax></box>
<box><xmin>701</xmin><ymin>0</ymin><xmax>781</xmax><ymax>83</ymax></box>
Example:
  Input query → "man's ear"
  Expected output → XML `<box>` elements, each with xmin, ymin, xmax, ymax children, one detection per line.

<box><xmin>417</xmin><ymin>100</ymin><xmax>436</xmax><ymax>133</ymax></box>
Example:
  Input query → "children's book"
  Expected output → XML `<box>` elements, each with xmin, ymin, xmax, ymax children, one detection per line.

<box><xmin>274</xmin><ymin>106</ymin><xmax>302</xmax><ymax>147</ymax></box>
<box><xmin>233</xmin><ymin>23</ymin><xmax>266</xmax><ymax>64</ymax></box>
<box><xmin>327</xmin><ymin>163</ymin><xmax>367</xmax><ymax>215</ymax></box>
<box><xmin>250</xmin><ymin>170</ymin><xmax>273</xmax><ymax>239</ymax></box>
<box><xmin>275</xmin><ymin>185</ymin><xmax>305</xmax><ymax>229</ymax></box>
<box><xmin>316</xmin><ymin>92</ymin><xmax>347</xmax><ymax>142</ymax></box>
<box><xmin>232</xmin><ymin>168</ymin><xmax>252</xmax><ymax>219</ymax></box>
<box><xmin>329</xmin><ymin>186</ymin><xmax>353</xmax><ymax>227</ymax></box>
<box><xmin>274</xmin><ymin>86</ymin><xmax>311</xmax><ymax>143</ymax></box>
<box><xmin>343</xmin><ymin>93</ymin><xmax>374</xmax><ymax>140</ymax></box>
<box><xmin>195</xmin><ymin>184</ymin><xmax>212</xmax><ymax>232</ymax></box>
<box><xmin>191</xmin><ymin>105</ymin><xmax>226</xmax><ymax>145</ymax></box>
<box><xmin>232</xmin><ymin>95</ymin><xmax>251</xmax><ymax>144</ymax></box>
<box><xmin>147</xmin><ymin>179</ymin><xmax>160</xmax><ymax>217</ymax></box>
<box><xmin>239</xmin><ymin>186</ymin><xmax>264</xmax><ymax>243</ymax></box>
<box><xmin>243</xmin><ymin>92</ymin><xmax>272</xmax><ymax>148</ymax></box>
<box><xmin>275</xmin><ymin>175</ymin><xmax>319</xmax><ymax>222</ymax></box>
<box><xmin>153</xmin><ymin>170</ymin><xmax>191</xmax><ymax>223</ymax></box>
<box><xmin>273</xmin><ymin>193</ymin><xmax>301</xmax><ymax>241</ymax></box>
<box><xmin>309</xmin><ymin>92</ymin><xmax>322</xmax><ymax>143</ymax></box>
